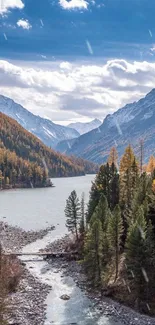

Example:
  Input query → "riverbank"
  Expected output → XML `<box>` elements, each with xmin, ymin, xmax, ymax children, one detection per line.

<box><xmin>0</xmin><ymin>180</ymin><xmax>54</xmax><ymax>191</ymax></box>
<box><xmin>45</xmin><ymin>236</ymin><xmax>155</xmax><ymax>325</ymax></box>
<box><xmin>0</xmin><ymin>222</ymin><xmax>54</xmax><ymax>325</ymax></box>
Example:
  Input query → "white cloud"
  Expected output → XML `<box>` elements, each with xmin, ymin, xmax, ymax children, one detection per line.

<box><xmin>0</xmin><ymin>0</ymin><xmax>24</xmax><ymax>14</ymax></box>
<box><xmin>60</xmin><ymin>61</ymin><xmax>72</xmax><ymax>70</ymax></box>
<box><xmin>0</xmin><ymin>58</ymin><xmax>155</xmax><ymax>122</ymax></box>
<box><xmin>59</xmin><ymin>0</ymin><xmax>88</xmax><ymax>10</ymax></box>
<box><xmin>17</xmin><ymin>19</ymin><xmax>32</xmax><ymax>30</ymax></box>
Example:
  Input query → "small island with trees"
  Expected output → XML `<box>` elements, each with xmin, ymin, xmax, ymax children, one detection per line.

<box><xmin>65</xmin><ymin>145</ymin><xmax>155</xmax><ymax>316</ymax></box>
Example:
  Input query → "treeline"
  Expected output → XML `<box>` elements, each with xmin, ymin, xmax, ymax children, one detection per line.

<box><xmin>0</xmin><ymin>147</ymin><xmax>50</xmax><ymax>189</ymax></box>
<box><xmin>0</xmin><ymin>112</ymin><xmax>98</xmax><ymax>188</ymax></box>
<box><xmin>65</xmin><ymin>146</ymin><xmax>155</xmax><ymax>315</ymax></box>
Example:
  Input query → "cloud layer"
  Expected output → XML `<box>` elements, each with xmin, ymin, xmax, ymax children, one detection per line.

<box><xmin>0</xmin><ymin>0</ymin><xmax>24</xmax><ymax>14</ymax></box>
<box><xmin>0</xmin><ymin>58</ymin><xmax>154</xmax><ymax>123</ymax></box>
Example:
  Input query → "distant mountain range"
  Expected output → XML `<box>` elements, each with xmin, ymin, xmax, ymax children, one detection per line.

<box><xmin>1</xmin><ymin>89</ymin><xmax>155</xmax><ymax>165</ymax></box>
<box><xmin>60</xmin><ymin>89</ymin><xmax>155</xmax><ymax>163</ymax></box>
<box><xmin>68</xmin><ymin>119</ymin><xmax>102</xmax><ymax>135</ymax></box>
<box><xmin>0</xmin><ymin>95</ymin><xmax>79</xmax><ymax>148</ymax></box>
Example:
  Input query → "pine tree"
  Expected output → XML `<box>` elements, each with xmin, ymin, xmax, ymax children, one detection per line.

<box><xmin>120</xmin><ymin>146</ymin><xmax>139</xmax><ymax>209</ymax></box>
<box><xmin>87</xmin><ymin>163</ymin><xmax>119</xmax><ymax>222</ymax></box>
<box><xmin>119</xmin><ymin>146</ymin><xmax>139</xmax><ymax>234</ymax></box>
<box><xmin>79</xmin><ymin>192</ymin><xmax>85</xmax><ymax>235</ymax></box>
<box><xmin>107</xmin><ymin>204</ymin><xmax>123</xmax><ymax>280</ymax></box>
<box><xmin>90</xmin><ymin>194</ymin><xmax>110</xmax><ymax>232</ymax></box>
<box><xmin>84</xmin><ymin>218</ymin><xmax>104</xmax><ymax>288</ymax></box>
<box><xmin>145</xmin><ymin>221</ymin><xmax>155</xmax><ymax>300</ymax></box>
<box><xmin>65</xmin><ymin>190</ymin><xmax>81</xmax><ymax>240</ymax></box>
<box><xmin>125</xmin><ymin>206</ymin><xmax>147</xmax><ymax>307</ymax></box>
<box><xmin>110</xmin><ymin>162</ymin><xmax>119</xmax><ymax>210</ymax></box>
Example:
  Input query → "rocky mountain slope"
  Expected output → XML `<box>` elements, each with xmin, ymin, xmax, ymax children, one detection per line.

<box><xmin>65</xmin><ymin>89</ymin><xmax>155</xmax><ymax>163</ymax></box>
<box><xmin>0</xmin><ymin>112</ymin><xmax>98</xmax><ymax>177</ymax></box>
<box><xmin>68</xmin><ymin>119</ymin><xmax>101</xmax><ymax>135</ymax></box>
<box><xmin>0</xmin><ymin>95</ymin><xmax>79</xmax><ymax>148</ymax></box>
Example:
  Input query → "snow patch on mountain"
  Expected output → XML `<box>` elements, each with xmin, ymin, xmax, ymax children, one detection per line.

<box><xmin>0</xmin><ymin>94</ymin><xmax>79</xmax><ymax>148</ymax></box>
<box><xmin>65</xmin><ymin>88</ymin><xmax>155</xmax><ymax>163</ymax></box>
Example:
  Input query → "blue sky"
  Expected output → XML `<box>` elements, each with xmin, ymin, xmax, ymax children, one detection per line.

<box><xmin>0</xmin><ymin>0</ymin><xmax>155</xmax><ymax>123</ymax></box>
<box><xmin>1</xmin><ymin>0</ymin><xmax>155</xmax><ymax>60</ymax></box>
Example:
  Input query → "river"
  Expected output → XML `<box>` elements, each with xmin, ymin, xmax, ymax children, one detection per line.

<box><xmin>0</xmin><ymin>175</ymin><xmax>122</xmax><ymax>325</ymax></box>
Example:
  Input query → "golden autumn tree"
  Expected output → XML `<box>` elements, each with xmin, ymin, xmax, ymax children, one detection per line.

<box><xmin>108</xmin><ymin>147</ymin><xmax>118</xmax><ymax>167</ymax></box>
<box><xmin>146</xmin><ymin>155</ymin><xmax>155</xmax><ymax>173</ymax></box>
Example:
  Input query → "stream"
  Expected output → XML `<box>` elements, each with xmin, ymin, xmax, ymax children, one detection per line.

<box><xmin>21</xmin><ymin>226</ymin><xmax>121</xmax><ymax>325</ymax></box>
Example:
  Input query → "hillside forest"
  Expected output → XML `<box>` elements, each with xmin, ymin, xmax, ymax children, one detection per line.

<box><xmin>65</xmin><ymin>145</ymin><xmax>155</xmax><ymax>315</ymax></box>
<box><xmin>0</xmin><ymin>112</ymin><xmax>98</xmax><ymax>189</ymax></box>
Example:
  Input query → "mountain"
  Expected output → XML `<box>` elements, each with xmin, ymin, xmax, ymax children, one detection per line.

<box><xmin>68</xmin><ymin>119</ymin><xmax>102</xmax><ymax>135</ymax></box>
<box><xmin>0</xmin><ymin>112</ymin><xmax>98</xmax><ymax>183</ymax></box>
<box><xmin>56</xmin><ymin>138</ymin><xmax>76</xmax><ymax>154</ymax></box>
<box><xmin>0</xmin><ymin>95</ymin><xmax>79</xmax><ymax>148</ymax></box>
<box><xmin>64</xmin><ymin>89</ymin><xmax>155</xmax><ymax>163</ymax></box>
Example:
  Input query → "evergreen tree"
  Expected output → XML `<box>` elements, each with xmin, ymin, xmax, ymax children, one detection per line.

<box><xmin>84</xmin><ymin>218</ymin><xmax>104</xmax><ymax>288</ymax></box>
<box><xmin>79</xmin><ymin>192</ymin><xmax>85</xmax><ymax>235</ymax></box>
<box><xmin>125</xmin><ymin>206</ymin><xmax>147</xmax><ymax>307</ymax></box>
<box><xmin>110</xmin><ymin>162</ymin><xmax>119</xmax><ymax>210</ymax></box>
<box><xmin>107</xmin><ymin>205</ymin><xmax>123</xmax><ymax>280</ymax></box>
<box><xmin>120</xmin><ymin>146</ymin><xmax>139</xmax><ymax>209</ymax></box>
<box><xmin>90</xmin><ymin>194</ymin><xmax>110</xmax><ymax>232</ymax></box>
<box><xmin>145</xmin><ymin>221</ymin><xmax>155</xmax><ymax>300</ymax></box>
<box><xmin>65</xmin><ymin>190</ymin><xmax>81</xmax><ymax>240</ymax></box>
<box><xmin>119</xmin><ymin>146</ymin><xmax>139</xmax><ymax>238</ymax></box>
<box><xmin>87</xmin><ymin>163</ymin><xmax>119</xmax><ymax>222</ymax></box>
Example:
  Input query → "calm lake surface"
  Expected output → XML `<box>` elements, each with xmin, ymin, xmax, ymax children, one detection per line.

<box><xmin>0</xmin><ymin>175</ymin><xmax>95</xmax><ymax>231</ymax></box>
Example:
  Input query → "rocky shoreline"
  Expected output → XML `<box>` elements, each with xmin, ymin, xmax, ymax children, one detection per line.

<box><xmin>0</xmin><ymin>222</ymin><xmax>54</xmax><ymax>325</ymax></box>
<box><xmin>45</xmin><ymin>236</ymin><xmax>155</xmax><ymax>325</ymax></box>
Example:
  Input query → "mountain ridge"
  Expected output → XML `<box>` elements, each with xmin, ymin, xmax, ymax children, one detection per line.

<box><xmin>0</xmin><ymin>95</ymin><xmax>79</xmax><ymax>148</ymax></box>
<box><xmin>0</xmin><ymin>112</ymin><xmax>98</xmax><ymax>178</ymax></box>
<box><xmin>64</xmin><ymin>89</ymin><xmax>155</xmax><ymax>163</ymax></box>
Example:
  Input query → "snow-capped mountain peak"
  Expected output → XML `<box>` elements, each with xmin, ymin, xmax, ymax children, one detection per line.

<box><xmin>0</xmin><ymin>94</ymin><xmax>79</xmax><ymax>148</ymax></box>
<box><xmin>64</xmin><ymin>88</ymin><xmax>155</xmax><ymax>163</ymax></box>
<box><xmin>68</xmin><ymin>118</ymin><xmax>102</xmax><ymax>135</ymax></box>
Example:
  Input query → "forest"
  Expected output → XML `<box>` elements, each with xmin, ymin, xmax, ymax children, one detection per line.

<box><xmin>0</xmin><ymin>112</ymin><xmax>98</xmax><ymax>188</ymax></box>
<box><xmin>65</xmin><ymin>145</ymin><xmax>155</xmax><ymax>315</ymax></box>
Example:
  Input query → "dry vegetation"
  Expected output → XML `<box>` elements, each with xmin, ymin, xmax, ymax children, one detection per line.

<box><xmin>0</xmin><ymin>244</ymin><xmax>22</xmax><ymax>324</ymax></box>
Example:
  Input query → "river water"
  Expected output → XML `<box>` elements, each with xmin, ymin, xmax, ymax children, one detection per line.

<box><xmin>0</xmin><ymin>175</ymin><xmax>122</xmax><ymax>325</ymax></box>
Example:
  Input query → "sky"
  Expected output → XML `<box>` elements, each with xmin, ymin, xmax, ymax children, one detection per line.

<box><xmin>1</xmin><ymin>0</ymin><xmax>155</xmax><ymax>124</ymax></box>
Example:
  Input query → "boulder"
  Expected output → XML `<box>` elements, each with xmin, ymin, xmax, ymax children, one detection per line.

<box><xmin>60</xmin><ymin>294</ymin><xmax>70</xmax><ymax>300</ymax></box>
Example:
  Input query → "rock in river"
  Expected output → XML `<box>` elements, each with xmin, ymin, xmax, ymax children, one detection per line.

<box><xmin>60</xmin><ymin>294</ymin><xmax>70</xmax><ymax>300</ymax></box>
